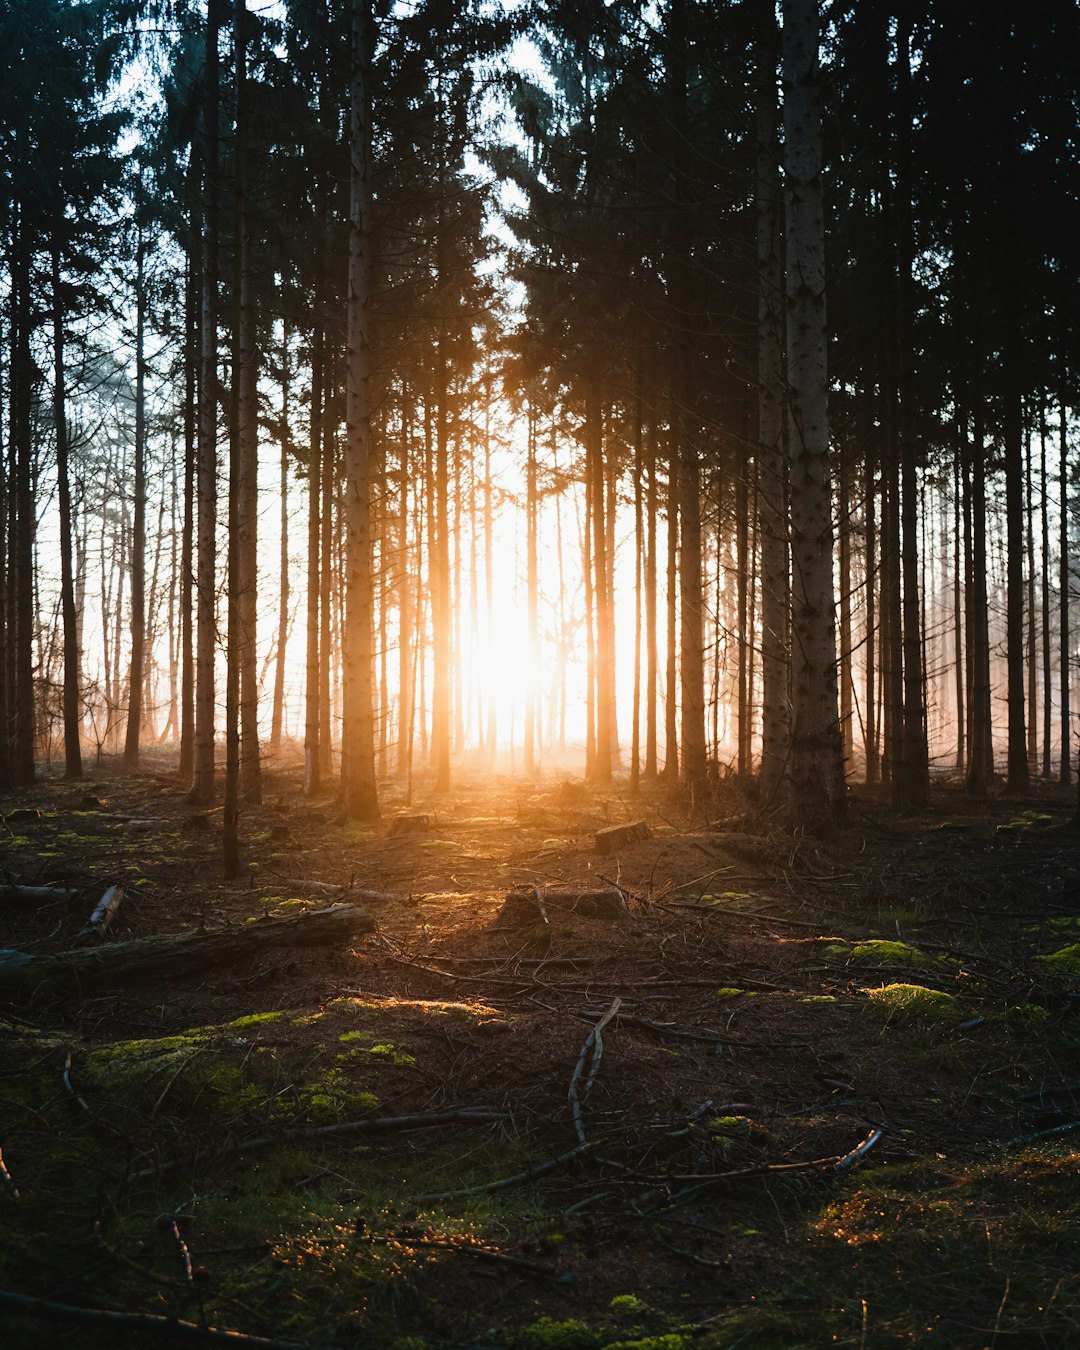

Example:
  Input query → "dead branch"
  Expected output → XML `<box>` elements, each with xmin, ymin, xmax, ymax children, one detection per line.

<box><xmin>0</xmin><ymin>1288</ymin><xmax>323</xmax><ymax>1348</ymax></box>
<box><xmin>417</xmin><ymin>1139</ymin><xmax>603</xmax><ymax>1201</ymax></box>
<box><xmin>568</xmin><ymin>998</ymin><xmax>620</xmax><ymax>1142</ymax></box>
<box><xmin>0</xmin><ymin>904</ymin><xmax>374</xmax><ymax>994</ymax></box>
<box><xmin>0</xmin><ymin>884</ymin><xmax>75</xmax><ymax>903</ymax></box>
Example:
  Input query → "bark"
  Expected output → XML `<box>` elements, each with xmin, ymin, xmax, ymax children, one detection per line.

<box><xmin>643</xmin><ymin>420</ymin><xmax>658</xmax><ymax>778</ymax></box>
<box><xmin>178</xmin><ymin>149</ymin><xmax>198</xmax><ymax>779</ymax></box>
<box><xmin>1004</xmin><ymin>388</ymin><xmax>1028</xmax><ymax>793</ymax></box>
<box><xmin>189</xmin><ymin>0</ymin><xmax>221</xmax><ymax>806</ymax></box>
<box><xmin>270</xmin><ymin>326</ymin><xmax>290</xmax><ymax>756</ymax></box>
<box><xmin>967</xmin><ymin>409</ymin><xmax>992</xmax><ymax>795</ymax></box>
<box><xmin>51</xmin><ymin>244</ymin><xmax>82</xmax><ymax>780</ymax></box>
<box><xmin>304</xmin><ymin>320</ymin><xmax>323</xmax><ymax>793</ymax></box>
<box><xmin>757</xmin><ymin>16</ymin><xmax>789</xmax><ymax>802</ymax></box>
<box><xmin>586</xmin><ymin>387</ymin><xmax>612</xmax><ymax>782</ymax></box>
<box><xmin>124</xmin><ymin>197</ymin><xmax>148</xmax><ymax>768</ymax></box>
<box><xmin>1060</xmin><ymin>396</ymin><xmax>1071</xmax><ymax>786</ymax></box>
<box><xmin>1040</xmin><ymin>405</ymin><xmax>1052</xmax><ymax>777</ymax></box>
<box><xmin>339</xmin><ymin>0</ymin><xmax>380</xmax><ymax>821</ymax></box>
<box><xmin>782</xmin><ymin>0</ymin><xmax>845</xmax><ymax>830</ymax></box>
<box><xmin>663</xmin><ymin>438</ymin><xmax>679</xmax><ymax>781</ymax></box>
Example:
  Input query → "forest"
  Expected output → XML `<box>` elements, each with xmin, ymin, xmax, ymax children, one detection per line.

<box><xmin>1</xmin><ymin>1</ymin><xmax>1079</xmax><ymax>1347</ymax></box>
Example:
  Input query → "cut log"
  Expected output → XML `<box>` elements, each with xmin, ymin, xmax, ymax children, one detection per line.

<box><xmin>387</xmin><ymin>814</ymin><xmax>431</xmax><ymax>837</ymax></box>
<box><xmin>0</xmin><ymin>904</ymin><xmax>374</xmax><ymax>995</ymax></box>
<box><xmin>594</xmin><ymin>819</ymin><xmax>651</xmax><ymax>855</ymax></box>
<box><xmin>78</xmin><ymin>885</ymin><xmax>125</xmax><ymax>939</ymax></box>
<box><xmin>495</xmin><ymin>885</ymin><xmax>628</xmax><ymax>926</ymax></box>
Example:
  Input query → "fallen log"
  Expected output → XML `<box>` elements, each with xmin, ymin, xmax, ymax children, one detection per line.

<box><xmin>0</xmin><ymin>904</ymin><xmax>374</xmax><ymax>994</ymax></box>
<box><xmin>594</xmin><ymin>820</ymin><xmax>650</xmax><ymax>855</ymax></box>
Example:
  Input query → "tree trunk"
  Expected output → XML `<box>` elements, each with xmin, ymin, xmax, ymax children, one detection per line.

<box><xmin>782</xmin><ymin>0</ymin><xmax>844</xmax><ymax>831</ymax></box>
<box><xmin>1060</xmin><ymin>395</ymin><xmax>1071</xmax><ymax>786</ymax></box>
<box><xmin>1004</xmin><ymin>388</ymin><xmax>1028</xmax><ymax>793</ymax></box>
<box><xmin>189</xmin><ymin>0</ymin><xmax>221</xmax><ymax>806</ymax></box>
<box><xmin>757</xmin><ymin>18</ymin><xmax>789</xmax><ymax>802</ymax></box>
<box><xmin>51</xmin><ymin>244</ymin><xmax>82</xmax><ymax>781</ymax></box>
<box><xmin>124</xmin><ymin>193</ymin><xmax>147</xmax><ymax>768</ymax></box>
<box><xmin>339</xmin><ymin>0</ymin><xmax>379</xmax><ymax>821</ymax></box>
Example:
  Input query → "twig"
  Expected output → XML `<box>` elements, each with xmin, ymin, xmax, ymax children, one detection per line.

<box><xmin>359</xmin><ymin>1232</ymin><xmax>562</xmax><ymax>1279</ymax></box>
<box><xmin>63</xmin><ymin>1052</ymin><xmax>91</xmax><ymax>1115</ymax></box>
<box><xmin>833</xmin><ymin>1128</ymin><xmax>883</xmax><ymax>1173</ymax></box>
<box><xmin>417</xmin><ymin>1139</ymin><xmax>602</xmax><ymax>1201</ymax></box>
<box><xmin>0</xmin><ymin>1144</ymin><xmax>20</xmax><ymax>1201</ymax></box>
<box><xmin>171</xmin><ymin>1216</ymin><xmax>194</xmax><ymax>1284</ymax></box>
<box><xmin>1006</xmin><ymin>1119</ymin><xmax>1080</xmax><ymax>1146</ymax></box>
<box><xmin>0</xmin><ymin>1288</ymin><xmax>323</xmax><ymax>1348</ymax></box>
<box><xmin>568</xmin><ymin>998</ymin><xmax>620</xmax><ymax>1142</ymax></box>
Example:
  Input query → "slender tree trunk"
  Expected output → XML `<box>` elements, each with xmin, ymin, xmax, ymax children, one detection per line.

<box><xmin>1040</xmin><ymin>404</ymin><xmax>1052</xmax><ymax>777</ymax></box>
<box><xmin>339</xmin><ymin>0</ymin><xmax>379</xmax><ymax>821</ymax></box>
<box><xmin>644</xmin><ymin>420</ymin><xmax>658</xmax><ymax>779</ymax></box>
<box><xmin>189</xmin><ymin>0</ymin><xmax>221</xmax><ymax>805</ymax></box>
<box><xmin>863</xmin><ymin>414</ymin><xmax>878</xmax><ymax>785</ymax></box>
<box><xmin>894</xmin><ymin>12</ymin><xmax>927</xmax><ymax>809</ymax></box>
<box><xmin>953</xmin><ymin>430</ymin><xmax>965</xmax><ymax>771</ymax></box>
<box><xmin>1027</xmin><ymin>419</ymin><xmax>1038</xmax><ymax>771</ymax></box>
<box><xmin>663</xmin><ymin>438</ymin><xmax>679</xmax><ymax>782</ymax></box>
<box><xmin>586</xmin><ymin>387</ymin><xmax>612</xmax><ymax>782</ymax></box>
<box><xmin>1004</xmin><ymin>388</ymin><xmax>1028</xmax><ymax>793</ymax></box>
<box><xmin>270</xmin><ymin>324</ymin><xmax>290</xmax><ymax>757</ymax></box>
<box><xmin>124</xmin><ymin>191</ymin><xmax>147</xmax><ymax>768</ymax></box>
<box><xmin>630</xmin><ymin>389</ymin><xmax>643</xmax><ymax>793</ymax></box>
<box><xmin>304</xmin><ymin>322</ymin><xmax>323</xmax><ymax>793</ymax></box>
<box><xmin>756</xmin><ymin>20</ymin><xmax>789</xmax><ymax>801</ymax></box>
<box><xmin>179</xmin><ymin>149</ymin><xmax>198</xmax><ymax>779</ymax></box>
<box><xmin>524</xmin><ymin>403</ymin><xmax>539</xmax><ymax>775</ymax></box>
<box><xmin>967</xmin><ymin>409</ymin><xmax>992</xmax><ymax>796</ymax></box>
<box><xmin>51</xmin><ymin>245</ymin><xmax>82</xmax><ymax>780</ymax></box>
<box><xmin>1060</xmin><ymin>397</ymin><xmax>1071</xmax><ymax>786</ymax></box>
<box><xmin>782</xmin><ymin>0</ymin><xmax>844</xmax><ymax>831</ymax></box>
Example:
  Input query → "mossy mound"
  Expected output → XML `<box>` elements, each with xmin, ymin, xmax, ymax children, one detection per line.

<box><xmin>865</xmin><ymin>983</ymin><xmax>958</xmax><ymax>1023</ymax></box>
<box><xmin>825</xmin><ymin>939</ymin><xmax>943</xmax><ymax>969</ymax></box>
<box><xmin>1038</xmin><ymin>944</ymin><xmax>1080</xmax><ymax>975</ymax></box>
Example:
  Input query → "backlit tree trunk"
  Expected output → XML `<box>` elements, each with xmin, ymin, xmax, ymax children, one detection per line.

<box><xmin>782</xmin><ymin>0</ymin><xmax>844</xmax><ymax>831</ymax></box>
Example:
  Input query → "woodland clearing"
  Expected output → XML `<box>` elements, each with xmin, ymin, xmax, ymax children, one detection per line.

<box><xmin>1</xmin><ymin>759</ymin><xmax>1079</xmax><ymax>1349</ymax></box>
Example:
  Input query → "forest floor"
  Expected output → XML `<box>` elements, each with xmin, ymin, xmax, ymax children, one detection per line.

<box><xmin>1</xmin><ymin>755</ymin><xmax>1079</xmax><ymax>1349</ymax></box>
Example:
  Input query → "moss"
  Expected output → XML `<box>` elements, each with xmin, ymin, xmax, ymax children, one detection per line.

<box><xmin>715</xmin><ymin>987</ymin><xmax>757</xmax><ymax>1000</ymax></box>
<box><xmin>229</xmin><ymin>1012</ymin><xmax>285</xmax><ymax>1030</ymax></box>
<box><xmin>1039</xmin><ymin>944</ymin><xmax>1080</xmax><ymax>974</ymax></box>
<box><xmin>828</xmin><ymin>939</ymin><xmax>941</xmax><ymax>968</ymax></box>
<box><xmin>865</xmin><ymin>983</ymin><xmax>958</xmax><ymax>1023</ymax></box>
<box><xmin>513</xmin><ymin>1317</ymin><xmax>599</xmax><ymax>1350</ymax></box>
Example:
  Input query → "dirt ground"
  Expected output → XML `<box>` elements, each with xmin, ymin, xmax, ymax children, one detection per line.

<box><xmin>1</xmin><ymin>754</ymin><xmax>1079</xmax><ymax>1348</ymax></box>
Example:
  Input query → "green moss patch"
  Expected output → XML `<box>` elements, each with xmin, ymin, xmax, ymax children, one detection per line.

<box><xmin>1039</xmin><ymin>944</ymin><xmax>1080</xmax><ymax>974</ymax></box>
<box><xmin>826</xmin><ymin>939</ymin><xmax>943</xmax><ymax>969</ymax></box>
<box><xmin>865</xmin><ymin>983</ymin><xmax>958</xmax><ymax>1023</ymax></box>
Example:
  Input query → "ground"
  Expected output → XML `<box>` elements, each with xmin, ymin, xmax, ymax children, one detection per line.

<box><xmin>1</xmin><ymin>755</ymin><xmax>1079</xmax><ymax>1349</ymax></box>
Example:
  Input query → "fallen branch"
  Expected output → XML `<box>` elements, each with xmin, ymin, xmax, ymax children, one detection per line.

<box><xmin>131</xmin><ymin>1107</ymin><xmax>503</xmax><ymax>1181</ymax></box>
<box><xmin>833</xmin><ymin>1128</ymin><xmax>884</xmax><ymax>1173</ymax></box>
<box><xmin>568</xmin><ymin>998</ymin><xmax>620</xmax><ymax>1142</ymax></box>
<box><xmin>0</xmin><ymin>884</ymin><xmax>75</xmax><ymax>904</ymax></box>
<box><xmin>417</xmin><ymin>1139</ymin><xmax>603</xmax><ymax>1201</ymax></box>
<box><xmin>0</xmin><ymin>1288</ymin><xmax>323</xmax><ymax>1349</ymax></box>
<box><xmin>0</xmin><ymin>905</ymin><xmax>374</xmax><ymax>994</ymax></box>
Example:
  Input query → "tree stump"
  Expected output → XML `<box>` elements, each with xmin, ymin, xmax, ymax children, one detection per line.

<box><xmin>594</xmin><ymin>820</ymin><xmax>651</xmax><ymax>855</ymax></box>
<box><xmin>494</xmin><ymin>886</ymin><xmax>628</xmax><ymax>927</ymax></box>
<box><xmin>388</xmin><ymin>814</ymin><xmax>431</xmax><ymax>838</ymax></box>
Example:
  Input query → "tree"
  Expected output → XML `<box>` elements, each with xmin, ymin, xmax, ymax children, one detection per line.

<box><xmin>782</xmin><ymin>0</ymin><xmax>845</xmax><ymax>831</ymax></box>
